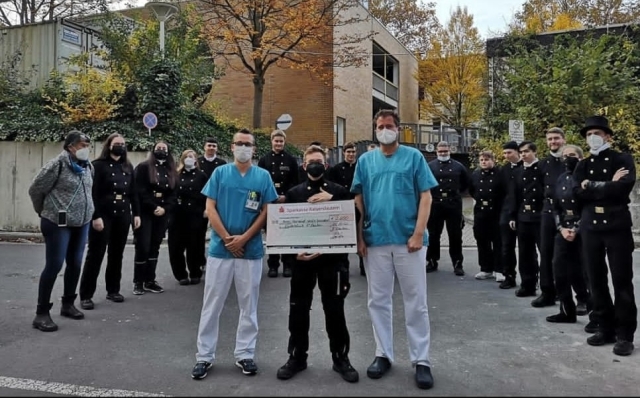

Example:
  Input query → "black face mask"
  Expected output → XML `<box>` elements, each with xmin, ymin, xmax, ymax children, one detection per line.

<box><xmin>111</xmin><ymin>145</ymin><xmax>126</xmax><ymax>156</ymax></box>
<box><xmin>564</xmin><ymin>156</ymin><xmax>579</xmax><ymax>172</ymax></box>
<box><xmin>154</xmin><ymin>150</ymin><xmax>168</xmax><ymax>160</ymax></box>
<box><xmin>306</xmin><ymin>162</ymin><xmax>325</xmax><ymax>178</ymax></box>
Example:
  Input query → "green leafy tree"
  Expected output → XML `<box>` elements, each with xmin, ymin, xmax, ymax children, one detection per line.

<box><xmin>486</xmin><ymin>30</ymin><xmax>640</xmax><ymax>166</ymax></box>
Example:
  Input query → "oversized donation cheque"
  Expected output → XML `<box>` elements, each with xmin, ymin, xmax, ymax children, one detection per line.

<box><xmin>266</xmin><ymin>200</ymin><xmax>357</xmax><ymax>254</ymax></box>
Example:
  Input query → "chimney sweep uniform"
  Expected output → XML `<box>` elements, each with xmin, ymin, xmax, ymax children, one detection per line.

<box><xmin>498</xmin><ymin>150</ymin><xmax>522</xmax><ymax>288</ymax></box>
<box><xmin>80</xmin><ymin>156</ymin><xmax>139</xmax><ymax>304</ymax></box>
<box><xmin>277</xmin><ymin>177</ymin><xmax>358</xmax><ymax>382</ymax></box>
<box><xmin>426</xmin><ymin>157</ymin><xmax>471</xmax><ymax>275</ymax></box>
<box><xmin>168</xmin><ymin>167</ymin><xmax>209</xmax><ymax>284</ymax></box>
<box><xmin>197</xmin><ymin>155</ymin><xmax>227</xmax><ymax>268</ymax></box>
<box><xmin>468</xmin><ymin>165</ymin><xmax>505</xmax><ymax>276</ymax></box>
<box><xmin>573</xmin><ymin>116</ymin><xmax>637</xmax><ymax>355</ymax></box>
<box><xmin>508</xmin><ymin>160</ymin><xmax>544</xmax><ymax>296</ymax></box>
<box><xmin>133</xmin><ymin>159</ymin><xmax>176</xmax><ymax>291</ymax></box>
<box><xmin>258</xmin><ymin>149</ymin><xmax>300</xmax><ymax>277</ymax></box>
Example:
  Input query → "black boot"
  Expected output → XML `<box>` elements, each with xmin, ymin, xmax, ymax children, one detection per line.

<box><xmin>426</xmin><ymin>259</ymin><xmax>438</xmax><ymax>273</ymax></box>
<box><xmin>33</xmin><ymin>303</ymin><xmax>58</xmax><ymax>332</ymax></box>
<box><xmin>546</xmin><ymin>302</ymin><xmax>576</xmax><ymax>323</ymax></box>
<box><xmin>60</xmin><ymin>294</ymin><xmax>84</xmax><ymax>320</ymax></box>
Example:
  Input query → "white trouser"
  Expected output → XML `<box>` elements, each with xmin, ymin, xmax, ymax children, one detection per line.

<box><xmin>195</xmin><ymin>256</ymin><xmax>263</xmax><ymax>363</ymax></box>
<box><xmin>366</xmin><ymin>245</ymin><xmax>431</xmax><ymax>367</ymax></box>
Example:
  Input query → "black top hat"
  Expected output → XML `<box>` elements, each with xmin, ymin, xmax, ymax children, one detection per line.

<box><xmin>502</xmin><ymin>141</ymin><xmax>518</xmax><ymax>151</ymax></box>
<box><xmin>580</xmin><ymin>115</ymin><xmax>613</xmax><ymax>137</ymax></box>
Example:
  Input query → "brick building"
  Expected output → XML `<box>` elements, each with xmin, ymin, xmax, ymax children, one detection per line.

<box><xmin>208</xmin><ymin>2</ymin><xmax>419</xmax><ymax>149</ymax></box>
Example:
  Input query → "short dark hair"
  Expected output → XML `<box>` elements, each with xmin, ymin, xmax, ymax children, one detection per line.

<box><xmin>518</xmin><ymin>140</ymin><xmax>537</xmax><ymax>152</ymax></box>
<box><xmin>309</xmin><ymin>141</ymin><xmax>322</xmax><ymax>146</ymax></box>
<box><xmin>373</xmin><ymin>109</ymin><xmax>400</xmax><ymax>128</ymax></box>
<box><xmin>546</xmin><ymin>127</ymin><xmax>565</xmax><ymax>138</ymax></box>
<box><xmin>502</xmin><ymin>141</ymin><xmax>518</xmax><ymax>151</ymax></box>
<box><xmin>343</xmin><ymin>142</ymin><xmax>356</xmax><ymax>152</ymax></box>
<box><xmin>63</xmin><ymin>130</ymin><xmax>90</xmax><ymax>150</ymax></box>
<box><xmin>205</xmin><ymin>137</ymin><xmax>218</xmax><ymax>144</ymax></box>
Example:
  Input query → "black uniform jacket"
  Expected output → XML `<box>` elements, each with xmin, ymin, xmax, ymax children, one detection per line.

<box><xmin>197</xmin><ymin>156</ymin><xmax>227</xmax><ymax>179</ymax></box>
<box><xmin>285</xmin><ymin>177</ymin><xmax>351</xmax><ymax>266</ymax></box>
<box><xmin>174</xmin><ymin>168</ymin><xmax>208</xmax><ymax>215</ymax></box>
<box><xmin>499</xmin><ymin>160</ymin><xmax>522</xmax><ymax>224</ymax></box>
<box><xmin>258</xmin><ymin>150</ymin><xmax>300</xmax><ymax>196</ymax></box>
<box><xmin>427</xmin><ymin>158</ymin><xmax>471</xmax><ymax>208</ymax></box>
<box><xmin>134</xmin><ymin>160</ymin><xmax>177</xmax><ymax>215</ymax></box>
<box><xmin>539</xmin><ymin>154</ymin><xmax>565</xmax><ymax>214</ymax></box>
<box><xmin>552</xmin><ymin>171</ymin><xmax>582</xmax><ymax>232</ymax></box>
<box><xmin>468</xmin><ymin>166</ymin><xmax>505</xmax><ymax>217</ymax></box>
<box><xmin>91</xmin><ymin>157</ymin><xmax>140</xmax><ymax>220</ymax></box>
<box><xmin>573</xmin><ymin>148</ymin><xmax>636</xmax><ymax>232</ymax></box>
<box><xmin>508</xmin><ymin>160</ymin><xmax>544</xmax><ymax>223</ymax></box>
<box><xmin>327</xmin><ymin>161</ymin><xmax>357</xmax><ymax>199</ymax></box>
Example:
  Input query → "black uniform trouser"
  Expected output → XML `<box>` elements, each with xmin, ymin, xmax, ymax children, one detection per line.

<box><xmin>80</xmin><ymin>213</ymin><xmax>131</xmax><ymax>300</ymax></box>
<box><xmin>553</xmin><ymin>234</ymin><xmax>591</xmax><ymax>316</ymax></box>
<box><xmin>168</xmin><ymin>211</ymin><xmax>205</xmax><ymax>281</ymax></box>
<box><xmin>426</xmin><ymin>203</ymin><xmax>464</xmax><ymax>265</ymax></box>
<box><xmin>500</xmin><ymin>222</ymin><xmax>517</xmax><ymax>278</ymax></box>
<box><xmin>473</xmin><ymin>213</ymin><xmax>502</xmax><ymax>273</ymax></box>
<box><xmin>287</xmin><ymin>259</ymin><xmax>351</xmax><ymax>360</ymax></box>
<box><xmin>268</xmin><ymin>254</ymin><xmax>294</xmax><ymax>272</ymax></box>
<box><xmin>133</xmin><ymin>212</ymin><xmax>168</xmax><ymax>283</ymax></box>
<box><xmin>539</xmin><ymin>213</ymin><xmax>557</xmax><ymax>297</ymax></box>
<box><xmin>516</xmin><ymin>221</ymin><xmax>541</xmax><ymax>291</ymax></box>
<box><xmin>198</xmin><ymin>218</ymin><xmax>208</xmax><ymax>268</ymax></box>
<box><xmin>582</xmin><ymin>229</ymin><xmax>637</xmax><ymax>341</ymax></box>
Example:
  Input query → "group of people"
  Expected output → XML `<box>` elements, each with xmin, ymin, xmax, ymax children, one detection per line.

<box><xmin>25</xmin><ymin>110</ymin><xmax>636</xmax><ymax>392</ymax></box>
<box><xmin>28</xmin><ymin>133</ymin><xmax>228</xmax><ymax>330</ymax></box>
<box><xmin>432</xmin><ymin>116</ymin><xmax>637</xmax><ymax>357</ymax></box>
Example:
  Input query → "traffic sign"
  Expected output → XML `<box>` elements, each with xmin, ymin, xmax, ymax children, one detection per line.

<box><xmin>509</xmin><ymin>119</ymin><xmax>525</xmax><ymax>143</ymax></box>
<box><xmin>143</xmin><ymin>112</ymin><xmax>158</xmax><ymax>136</ymax></box>
<box><xmin>275</xmin><ymin>113</ymin><xmax>293</xmax><ymax>131</ymax></box>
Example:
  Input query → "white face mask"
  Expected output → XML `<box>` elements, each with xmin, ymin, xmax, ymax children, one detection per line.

<box><xmin>376</xmin><ymin>128</ymin><xmax>398</xmax><ymax>145</ymax></box>
<box><xmin>437</xmin><ymin>155</ymin><xmax>450</xmax><ymax>162</ymax></box>
<box><xmin>75</xmin><ymin>147</ymin><xmax>90</xmax><ymax>161</ymax></box>
<box><xmin>184</xmin><ymin>157</ymin><xmax>196</xmax><ymax>169</ymax></box>
<box><xmin>234</xmin><ymin>146</ymin><xmax>253</xmax><ymax>163</ymax></box>
<box><xmin>587</xmin><ymin>134</ymin><xmax>604</xmax><ymax>150</ymax></box>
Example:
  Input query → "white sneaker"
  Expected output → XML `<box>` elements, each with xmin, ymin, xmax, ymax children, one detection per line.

<box><xmin>495</xmin><ymin>273</ymin><xmax>506</xmax><ymax>282</ymax></box>
<box><xmin>475</xmin><ymin>271</ymin><xmax>495</xmax><ymax>280</ymax></box>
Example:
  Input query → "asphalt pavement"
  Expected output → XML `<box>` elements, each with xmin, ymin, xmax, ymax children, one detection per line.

<box><xmin>0</xmin><ymin>242</ymin><xmax>639</xmax><ymax>397</ymax></box>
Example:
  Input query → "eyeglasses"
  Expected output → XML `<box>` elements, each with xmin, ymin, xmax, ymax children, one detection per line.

<box><xmin>233</xmin><ymin>142</ymin><xmax>254</xmax><ymax>147</ymax></box>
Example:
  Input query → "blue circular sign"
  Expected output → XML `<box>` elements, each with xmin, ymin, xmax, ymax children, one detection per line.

<box><xmin>143</xmin><ymin>112</ymin><xmax>158</xmax><ymax>129</ymax></box>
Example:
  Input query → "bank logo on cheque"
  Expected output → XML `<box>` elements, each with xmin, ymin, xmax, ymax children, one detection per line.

<box><xmin>279</xmin><ymin>204</ymin><xmax>341</xmax><ymax>214</ymax></box>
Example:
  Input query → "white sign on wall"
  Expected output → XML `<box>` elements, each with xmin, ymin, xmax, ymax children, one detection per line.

<box><xmin>509</xmin><ymin>120</ymin><xmax>525</xmax><ymax>143</ymax></box>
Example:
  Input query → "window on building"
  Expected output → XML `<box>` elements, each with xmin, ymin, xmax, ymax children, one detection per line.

<box><xmin>432</xmin><ymin>117</ymin><xmax>441</xmax><ymax>131</ymax></box>
<box><xmin>372</xmin><ymin>42</ymin><xmax>399</xmax><ymax>102</ymax></box>
<box><xmin>336</xmin><ymin>117</ymin><xmax>346</xmax><ymax>147</ymax></box>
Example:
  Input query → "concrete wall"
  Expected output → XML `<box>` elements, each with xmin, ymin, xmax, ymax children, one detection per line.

<box><xmin>2</xmin><ymin>140</ymin><xmax>638</xmax><ymax>239</ymax></box>
<box><xmin>0</xmin><ymin>141</ymin><xmax>149</xmax><ymax>232</ymax></box>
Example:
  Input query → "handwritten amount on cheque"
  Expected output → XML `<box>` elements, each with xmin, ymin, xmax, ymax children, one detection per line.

<box><xmin>277</xmin><ymin>217</ymin><xmax>352</xmax><ymax>239</ymax></box>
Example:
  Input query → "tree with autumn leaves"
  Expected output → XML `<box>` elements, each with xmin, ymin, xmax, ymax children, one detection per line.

<box><xmin>194</xmin><ymin>0</ymin><xmax>371</xmax><ymax>129</ymax></box>
<box><xmin>416</xmin><ymin>6</ymin><xmax>486</xmax><ymax>130</ymax></box>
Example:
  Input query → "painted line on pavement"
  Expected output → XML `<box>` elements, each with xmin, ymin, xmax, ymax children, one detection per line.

<box><xmin>0</xmin><ymin>376</ymin><xmax>169</xmax><ymax>397</ymax></box>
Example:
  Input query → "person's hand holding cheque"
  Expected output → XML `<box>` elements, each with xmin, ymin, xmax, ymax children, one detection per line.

<box><xmin>296</xmin><ymin>252</ymin><xmax>322</xmax><ymax>261</ymax></box>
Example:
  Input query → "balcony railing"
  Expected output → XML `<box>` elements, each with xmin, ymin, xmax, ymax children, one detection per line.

<box><xmin>398</xmin><ymin>123</ymin><xmax>482</xmax><ymax>154</ymax></box>
<box><xmin>372</xmin><ymin>73</ymin><xmax>398</xmax><ymax>101</ymax></box>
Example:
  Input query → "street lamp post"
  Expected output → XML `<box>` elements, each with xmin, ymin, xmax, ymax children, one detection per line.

<box><xmin>145</xmin><ymin>1</ymin><xmax>179</xmax><ymax>58</ymax></box>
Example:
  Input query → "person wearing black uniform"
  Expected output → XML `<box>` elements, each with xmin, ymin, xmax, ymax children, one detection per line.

<box><xmin>468</xmin><ymin>150</ymin><xmax>504</xmax><ymax>281</ymax></box>
<box><xmin>168</xmin><ymin>149</ymin><xmax>209</xmax><ymax>286</ymax></box>
<box><xmin>546</xmin><ymin>145</ymin><xmax>593</xmax><ymax>325</ymax></box>
<box><xmin>198</xmin><ymin>137</ymin><xmax>227</xmax><ymax>179</ymax></box>
<box><xmin>532</xmin><ymin>127</ymin><xmax>565</xmax><ymax>308</ymax></box>
<box><xmin>197</xmin><ymin>137</ymin><xmax>227</xmax><ymax>272</ymax></box>
<box><xmin>507</xmin><ymin>141</ymin><xmax>544</xmax><ymax>298</ymax></box>
<box><xmin>426</xmin><ymin>141</ymin><xmax>471</xmax><ymax>276</ymax></box>
<box><xmin>498</xmin><ymin>141</ymin><xmax>522</xmax><ymax>289</ymax></box>
<box><xmin>298</xmin><ymin>141</ymin><xmax>326</xmax><ymax>182</ymax></box>
<box><xmin>133</xmin><ymin>141</ymin><xmax>177</xmax><ymax>295</ymax></box>
<box><xmin>258</xmin><ymin>129</ymin><xmax>299</xmax><ymax>278</ymax></box>
<box><xmin>79</xmin><ymin>133</ymin><xmax>141</xmax><ymax>310</ymax></box>
<box><xmin>276</xmin><ymin>145</ymin><xmax>359</xmax><ymax>383</ymax></box>
<box><xmin>327</xmin><ymin>142</ymin><xmax>365</xmax><ymax>277</ymax></box>
<box><xmin>574</xmin><ymin>115</ymin><xmax>637</xmax><ymax>357</ymax></box>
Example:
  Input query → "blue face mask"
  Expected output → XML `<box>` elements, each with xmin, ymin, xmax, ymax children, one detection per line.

<box><xmin>68</xmin><ymin>153</ymin><xmax>87</xmax><ymax>174</ymax></box>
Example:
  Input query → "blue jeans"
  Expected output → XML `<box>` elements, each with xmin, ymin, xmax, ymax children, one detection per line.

<box><xmin>38</xmin><ymin>218</ymin><xmax>90</xmax><ymax>306</ymax></box>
